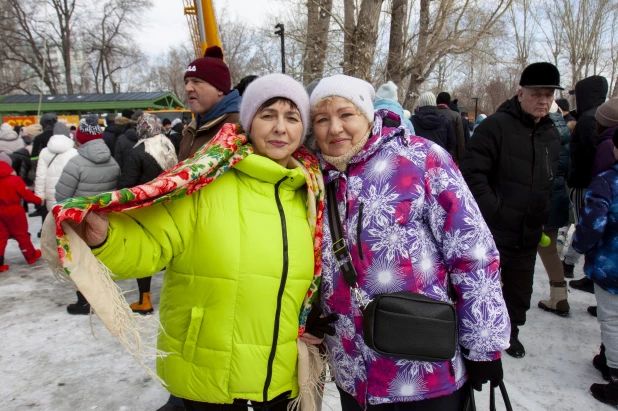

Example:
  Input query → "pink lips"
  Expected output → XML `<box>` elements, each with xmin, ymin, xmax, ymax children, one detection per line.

<box><xmin>330</xmin><ymin>138</ymin><xmax>349</xmax><ymax>145</ymax></box>
<box><xmin>268</xmin><ymin>140</ymin><xmax>287</xmax><ymax>147</ymax></box>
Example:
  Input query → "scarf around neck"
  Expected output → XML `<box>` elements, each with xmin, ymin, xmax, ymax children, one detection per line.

<box><xmin>41</xmin><ymin>123</ymin><xmax>324</xmax><ymax>380</ymax></box>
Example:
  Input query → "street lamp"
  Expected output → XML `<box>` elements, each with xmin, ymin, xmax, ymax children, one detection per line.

<box><xmin>472</xmin><ymin>97</ymin><xmax>480</xmax><ymax>120</ymax></box>
<box><xmin>274</xmin><ymin>23</ymin><xmax>285</xmax><ymax>74</ymax></box>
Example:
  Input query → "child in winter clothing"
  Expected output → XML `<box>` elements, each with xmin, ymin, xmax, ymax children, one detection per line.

<box><xmin>573</xmin><ymin>131</ymin><xmax>618</xmax><ymax>406</ymax></box>
<box><xmin>0</xmin><ymin>162</ymin><xmax>43</xmax><ymax>271</ymax></box>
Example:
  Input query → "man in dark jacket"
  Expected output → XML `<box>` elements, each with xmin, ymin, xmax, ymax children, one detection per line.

<box><xmin>556</xmin><ymin>98</ymin><xmax>576</xmax><ymax>123</ymax></box>
<box><xmin>565</xmin><ymin>76</ymin><xmax>608</xmax><ymax>291</ymax></box>
<box><xmin>108</xmin><ymin>109</ymin><xmax>133</xmax><ymax>158</ymax></box>
<box><xmin>102</xmin><ymin>113</ymin><xmax>116</xmax><ymax>153</ymax></box>
<box><xmin>436</xmin><ymin>92</ymin><xmax>465</xmax><ymax>162</ymax></box>
<box><xmin>114</xmin><ymin>110</ymin><xmax>142</xmax><ymax>170</ymax></box>
<box><xmin>461</xmin><ymin>62</ymin><xmax>563</xmax><ymax>359</ymax></box>
<box><xmin>179</xmin><ymin>46</ymin><xmax>240</xmax><ymax>161</ymax></box>
<box><xmin>31</xmin><ymin>113</ymin><xmax>57</xmax><ymax>159</ymax></box>
<box><xmin>411</xmin><ymin>91</ymin><xmax>456</xmax><ymax>152</ymax></box>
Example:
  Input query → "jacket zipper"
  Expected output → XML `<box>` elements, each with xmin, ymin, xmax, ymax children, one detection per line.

<box><xmin>357</xmin><ymin>202</ymin><xmax>364</xmax><ymax>260</ymax></box>
<box><xmin>262</xmin><ymin>177</ymin><xmax>290</xmax><ymax>403</ymax></box>
<box><xmin>545</xmin><ymin>146</ymin><xmax>553</xmax><ymax>181</ymax></box>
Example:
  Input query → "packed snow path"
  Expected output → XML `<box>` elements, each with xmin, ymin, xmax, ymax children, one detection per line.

<box><xmin>0</xmin><ymin>214</ymin><xmax>610</xmax><ymax>410</ymax></box>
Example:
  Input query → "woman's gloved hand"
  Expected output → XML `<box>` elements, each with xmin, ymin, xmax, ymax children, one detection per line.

<box><xmin>464</xmin><ymin>358</ymin><xmax>503</xmax><ymax>391</ymax></box>
<box><xmin>305</xmin><ymin>305</ymin><xmax>338</xmax><ymax>338</ymax></box>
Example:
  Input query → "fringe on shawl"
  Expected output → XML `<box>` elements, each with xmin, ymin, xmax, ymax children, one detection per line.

<box><xmin>288</xmin><ymin>341</ymin><xmax>331</xmax><ymax>411</ymax></box>
<box><xmin>41</xmin><ymin>215</ymin><xmax>166</xmax><ymax>385</ymax></box>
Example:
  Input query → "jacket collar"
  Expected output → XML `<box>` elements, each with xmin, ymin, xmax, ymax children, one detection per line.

<box><xmin>234</xmin><ymin>153</ymin><xmax>306</xmax><ymax>189</ymax></box>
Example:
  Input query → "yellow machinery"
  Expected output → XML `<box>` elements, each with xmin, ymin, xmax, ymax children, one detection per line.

<box><xmin>183</xmin><ymin>0</ymin><xmax>222</xmax><ymax>59</ymax></box>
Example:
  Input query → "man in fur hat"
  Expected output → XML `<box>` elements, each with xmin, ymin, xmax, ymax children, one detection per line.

<box><xmin>460</xmin><ymin>62</ymin><xmax>563</xmax><ymax>359</ymax></box>
<box><xmin>179</xmin><ymin>46</ymin><xmax>241</xmax><ymax>161</ymax></box>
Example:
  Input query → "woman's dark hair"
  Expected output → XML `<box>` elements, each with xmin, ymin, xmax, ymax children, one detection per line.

<box><xmin>13</xmin><ymin>125</ymin><xmax>22</xmax><ymax>134</ymax></box>
<box><xmin>257</xmin><ymin>97</ymin><xmax>299</xmax><ymax>114</ymax></box>
<box><xmin>70</xmin><ymin>126</ymin><xmax>77</xmax><ymax>131</ymax></box>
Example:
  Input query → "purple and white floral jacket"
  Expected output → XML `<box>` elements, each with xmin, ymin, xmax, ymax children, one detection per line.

<box><xmin>320</xmin><ymin>110</ymin><xmax>510</xmax><ymax>406</ymax></box>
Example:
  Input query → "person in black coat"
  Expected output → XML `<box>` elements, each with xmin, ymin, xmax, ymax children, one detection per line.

<box><xmin>117</xmin><ymin>113</ymin><xmax>178</xmax><ymax>315</ymax></box>
<box><xmin>460</xmin><ymin>62</ymin><xmax>563</xmax><ymax>360</ymax></box>
<box><xmin>31</xmin><ymin>113</ymin><xmax>57</xmax><ymax>159</ymax></box>
<box><xmin>167</xmin><ymin>118</ymin><xmax>184</xmax><ymax>156</ymax></box>
<box><xmin>114</xmin><ymin>110</ymin><xmax>142</xmax><ymax>170</ymax></box>
<box><xmin>411</xmin><ymin>91</ymin><xmax>456</xmax><ymax>153</ymax></box>
<box><xmin>108</xmin><ymin>109</ymin><xmax>134</xmax><ymax>158</ymax></box>
<box><xmin>564</xmin><ymin>76</ymin><xmax>608</xmax><ymax>291</ymax></box>
<box><xmin>102</xmin><ymin>113</ymin><xmax>116</xmax><ymax>153</ymax></box>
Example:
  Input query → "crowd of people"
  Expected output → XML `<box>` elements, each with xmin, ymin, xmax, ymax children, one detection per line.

<box><xmin>1</xmin><ymin>44</ymin><xmax>617</xmax><ymax>411</ymax></box>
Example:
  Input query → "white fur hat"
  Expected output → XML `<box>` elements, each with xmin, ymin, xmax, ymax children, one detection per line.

<box><xmin>376</xmin><ymin>81</ymin><xmax>398</xmax><ymax>102</ymax></box>
<box><xmin>310</xmin><ymin>74</ymin><xmax>376</xmax><ymax>123</ymax></box>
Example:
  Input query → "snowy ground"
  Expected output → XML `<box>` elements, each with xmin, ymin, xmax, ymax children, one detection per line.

<box><xmin>0</xmin><ymin>214</ymin><xmax>611</xmax><ymax>410</ymax></box>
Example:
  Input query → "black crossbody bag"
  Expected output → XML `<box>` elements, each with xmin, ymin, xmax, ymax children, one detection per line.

<box><xmin>326</xmin><ymin>182</ymin><xmax>457</xmax><ymax>361</ymax></box>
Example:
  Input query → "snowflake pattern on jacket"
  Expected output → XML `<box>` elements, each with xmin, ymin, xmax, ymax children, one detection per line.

<box><xmin>320</xmin><ymin>110</ymin><xmax>510</xmax><ymax>406</ymax></box>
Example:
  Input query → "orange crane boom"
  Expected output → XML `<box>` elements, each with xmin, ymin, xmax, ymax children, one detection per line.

<box><xmin>183</xmin><ymin>0</ymin><xmax>222</xmax><ymax>59</ymax></box>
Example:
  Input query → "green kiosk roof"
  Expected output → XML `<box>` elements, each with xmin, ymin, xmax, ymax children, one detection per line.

<box><xmin>0</xmin><ymin>92</ymin><xmax>185</xmax><ymax>115</ymax></box>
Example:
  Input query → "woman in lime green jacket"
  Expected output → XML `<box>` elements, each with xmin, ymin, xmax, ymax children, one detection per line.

<box><xmin>60</xmin><ymin>74</ymin><xmax>333</xmax><ymax>409</ymax></box>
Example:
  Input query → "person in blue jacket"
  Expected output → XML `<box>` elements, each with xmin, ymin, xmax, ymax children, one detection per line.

<box><xmin>573</xmin><ymin>131</ymin><xmax>618</xmax><ymax>407</ymax></box>
<box><xmin>373</xmin><ymin>81</ymin><xmax>415</xmax><ymax>133</ymax></box>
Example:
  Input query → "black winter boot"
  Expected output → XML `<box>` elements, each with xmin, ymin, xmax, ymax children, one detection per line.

<box><xmin>588</xmin><ymin>306</ymin><xmax>598</xmax><ymax>317</ymax></box>
<box><xmin>505</xmin><ymin>326</ymin><xmax>525</xmax><ymax>358</ymax></box>
<box><xmin>66</xmin><ymin>291</ymin><xmax>90</xmax><ymax>315</ymax></box>
<box><xmin>562</xmin><ymin>261</ymin><xmax>575</xmax><ymax>278</ymax></box>
<box><xmin>591</xmin><ymin>367</ymin><xmax>618</xmax><ymax>406</ymax></box>
<box><xmin>594</xmin><ymin>344</ymin><xmax>611</xmax><ymax>382</ymax></box>
<box><xmin>569</xmin><ymin>276</ymin><xmax>594</xmax><ymax>293</ymax></box>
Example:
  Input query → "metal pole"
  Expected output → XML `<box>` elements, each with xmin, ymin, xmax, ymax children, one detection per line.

<box><xmin>472</xmin><ymin>97</ymin><xmax>479</xmax><ymax>120</ymax></box>
<box><xmin>275</xmin><ymin>24</ymin><xmax>285</xmax><ymax>74</ymax></box>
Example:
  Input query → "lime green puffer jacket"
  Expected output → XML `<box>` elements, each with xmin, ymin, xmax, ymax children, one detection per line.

<box><xmin>93</xmin><ymin>154</ymin><xmax>315</xmax><ymax>403</ymax></box>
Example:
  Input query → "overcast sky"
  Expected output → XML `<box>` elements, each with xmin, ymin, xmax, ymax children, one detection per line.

<box><xmin>136</xmin><ymin>0</ymin><xmax>285</xmax><ymax>56</ymax></box>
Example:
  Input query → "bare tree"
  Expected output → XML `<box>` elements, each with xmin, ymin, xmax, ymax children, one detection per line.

<box><xmin>509</xmin><ymin>0</ymin><xmax>535</xmax><ymax>71</ymax></box>
<box><xmin>385</xmin><ymin>0</ymin><xmax>407</xmax><ymax>87</ymax></box>
<box><xmin>342</xmin><ymin>0</ymin><xmax>386</xmax><ymax>81</ymax></box>
<box><xmin>303</xmin><ymin>0</ymin><xmax>333</xmax><ymax>83</ymax></box>
<box><xmin>553</xmin><ymin>0</ymin><xmax>615</xmax><ymax>88</ymax></box>
<box><xmin>85</xmin><ymin>0</ymin><xmax>150</xmax><ymax>93</ymax></box>
<box><xmin>48</xmin><ymin>0</ymin><xmax>77</xmax><ymax>94</ymax></box>
<box><xmin>0</xmin><ymin>0</ymin><xmax>62</xmax><ymax>94</ymax></box>
<box><xmin>402</xmin><ymin>0</ymin><xmax>512</xmax><ymax>108</ymax></box>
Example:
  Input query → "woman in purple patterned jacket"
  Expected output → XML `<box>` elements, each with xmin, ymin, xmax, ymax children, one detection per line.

<box><xmin>309</xmin><ymin>75</ymin><xmax>511</xmax><ymax>410</ymax></box>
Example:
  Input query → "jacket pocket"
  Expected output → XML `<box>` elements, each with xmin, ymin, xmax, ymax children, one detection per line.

<box><xmin>183</xmin><ymin>306</ymin><xmax>204</xmax><ymax>362</ymax></box>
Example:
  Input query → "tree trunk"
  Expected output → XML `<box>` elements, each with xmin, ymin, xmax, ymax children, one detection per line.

<box><xmin>346</xmin><ymin>0</ymin><xmax>385</xmax><ymax>81</ymax></box>
<box><xmin>403</xmin><ymin>0</ymin><xmax>430</xmax><ymax>108</ymax></box>
<box><xmin>386</xmin><ymin>0</ymin><xmax>406</xmax><ymax>88</ymax></box>
<box><xmin>342</xmin><ymin>0</ymin><xmax>356</xmax><ymax>74</ymax></box>
<box><xmin>50</xmin><ymin>0</ymin><xmax>76</xmax><ymax>94</ymax></box>
<box><xmin>303</xmin><ymin>0</ymin><xmax>333</xmax><ymax>84</ymax></box>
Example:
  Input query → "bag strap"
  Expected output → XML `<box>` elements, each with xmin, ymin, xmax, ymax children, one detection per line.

<box><xmin>326</xmin><ymin>181</ymin><xmax>359</xmax><ymax>288</ymax></box>
<box><xmin>47</xmin><ymin>154</ymin><xmax>59</xmax><ymax>167</ymax></box>
<box><xmin>490</xmin><ymin>382</ymin><xmax>513</xmax><ymax>411</ymax></box>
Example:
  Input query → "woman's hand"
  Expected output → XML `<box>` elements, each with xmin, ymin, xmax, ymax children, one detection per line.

<box><xmin>300</xmin><ymin>332</ymin><xmax>324</xmax><ymax>345</ymax></box>
<box><xmin>65</xmin><ymin>212</ymin><xmax>109</xmax><ymax>248</ymax></box>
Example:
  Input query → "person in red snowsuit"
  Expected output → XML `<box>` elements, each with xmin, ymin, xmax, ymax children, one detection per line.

<box><xmin>0</xmin><ymin>161</ymin><xmax>43</xmax><ymax>271</ymax></box>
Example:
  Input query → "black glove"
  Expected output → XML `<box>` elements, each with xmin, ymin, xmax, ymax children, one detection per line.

<box><xmin>304</xmin><ymin>305</ymin><xmax>338</xmax><ymax>339</ymax></box>
<box><xmin>464</xmin><ymin>358</ymin><xmax>503</xmax><ymax>391</ymax></box>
